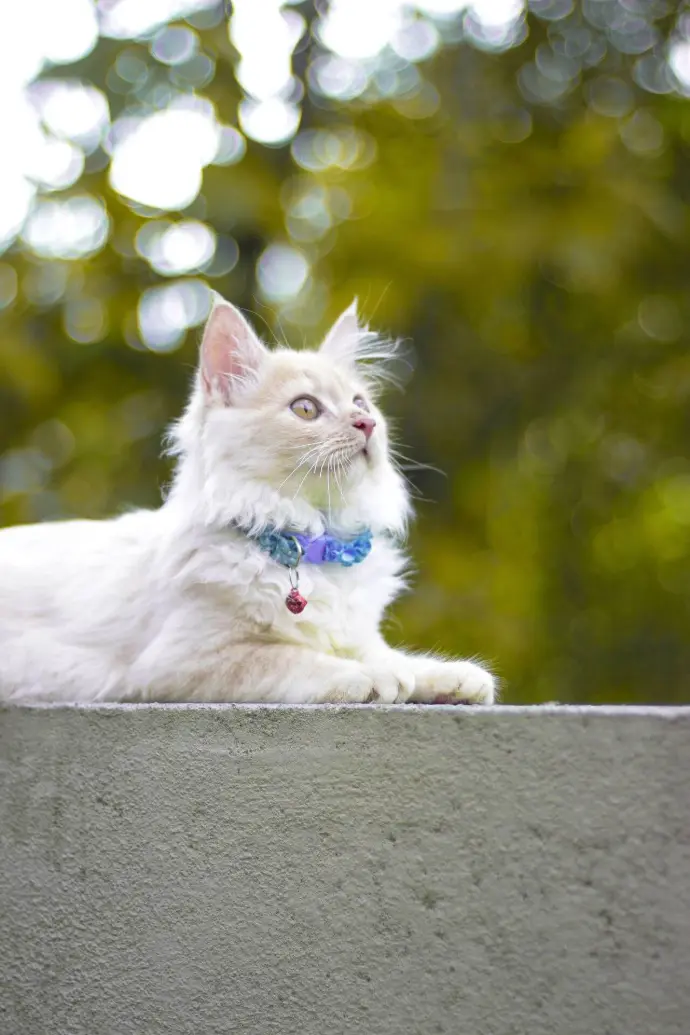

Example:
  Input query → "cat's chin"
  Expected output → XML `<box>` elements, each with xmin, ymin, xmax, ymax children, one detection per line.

<box><xmin>345</xmin><ymin>448</ymin><xmax>373</xmax><ymax>477</ymax></box>
<box><xmin>355</xmin><ymin>444</ymin><xmax>377</xmax><ymax>466</ymax></box>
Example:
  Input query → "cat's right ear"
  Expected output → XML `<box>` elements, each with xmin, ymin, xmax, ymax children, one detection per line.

<box><xmin>199</xmin><ymin>297</ymin><xmax>266</xmax><ymax>403</ymax></box>
<box><xmin>319</xmin><ymin>300</ymin><xmax>361</xmax><ymax>366</ymax></box>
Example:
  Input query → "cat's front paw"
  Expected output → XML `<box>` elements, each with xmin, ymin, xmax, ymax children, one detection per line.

<box><xmin>318</xmin><ymin>658</ymin><xmax>409</xmax><ymax>704</ymax></box>
<box><xmin>361</xmin><ymin>659</ymin><xmax>416</xmax><ymax>704</ymax></box>
<box><xmin>319</xmin><ymin>662</ymin><xmax>376</xmax><ymax>703</ymax></box>
<box><xmin>410</xmin><ymin>659</ymin><xmax>495</xmax><ymax>705</ymax></box>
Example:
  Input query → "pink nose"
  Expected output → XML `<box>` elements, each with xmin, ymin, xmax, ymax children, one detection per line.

<box><xmin>353</xmin><ymin>416</ymin><xmax>376</xmax><ymax>441</ymax></box>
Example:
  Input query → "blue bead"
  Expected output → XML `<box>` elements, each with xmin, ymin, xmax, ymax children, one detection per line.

<box><xmin>324</xmin><ymin>540</ymin><xmax>339</xmax><ymax>562</ymax></box>
<box><xmin>256</xmin><ymin>529</ymin><xmax>300</xmax><ymax>567</ymax></box>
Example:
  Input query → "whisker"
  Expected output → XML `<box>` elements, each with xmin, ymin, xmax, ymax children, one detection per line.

<box><xmin>276</xmin><ymin>443</ymin><xmax>328</xmax><ymax>492</ymax></box>
<box><xmin>276</xmin><ymin>451</ymin><xmax>319</xmax><ymax>493</ymax></box>
<box><xmin>388</xmin><ymin>448</ymin><xmax>447</xmax><ymax>478</ymax></box>
<box><xmin>333</xmin><ymin>460</ymin><xmax>345</xmax><ymax>500</ymax></box>
<box><xmin>291</xmin><ymin>455</ymin><xmax>322</xmax><ymax>501</ymax></box>
<box><xmin>391</xmin><ymin>462</ymin><xmax>434</xmax><ymax>503</ymax></box>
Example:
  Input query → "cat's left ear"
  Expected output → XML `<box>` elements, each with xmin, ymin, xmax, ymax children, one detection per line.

<box><xmin>199</xmin><ymin>296</ymin><xmax>266</xmax><ymax>403</ymax></box>
<box><xmin>319</xmin><ymin>300</ymin><xmax>361</xmax><ymax>365</ymax></box>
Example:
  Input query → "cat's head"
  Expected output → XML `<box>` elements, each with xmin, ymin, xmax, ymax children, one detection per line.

<box><xmin>169</xmin><ymin>295</ymin><xmax>410</xmax><ymax>536</ymax></box>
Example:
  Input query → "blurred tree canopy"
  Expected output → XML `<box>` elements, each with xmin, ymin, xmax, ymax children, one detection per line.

<box><xmin>2</xmin><ymin>0</ymin><xmax>690</xmax><ymax>704</ymax></box>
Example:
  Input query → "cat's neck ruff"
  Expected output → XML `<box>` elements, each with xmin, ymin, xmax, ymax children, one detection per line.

<box><xmin>168</xmin><ymin>458</ymin><xmax>402</xmax><ymax>540</ymax></box>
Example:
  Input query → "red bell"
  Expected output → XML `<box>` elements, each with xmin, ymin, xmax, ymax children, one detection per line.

<box><xmin>285</xmin><ymin>588</ymin><xmax>308</xmax><ymax>614</ymax></box>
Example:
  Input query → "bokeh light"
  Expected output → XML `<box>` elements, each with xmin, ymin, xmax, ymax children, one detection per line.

<box><xmin>136</xmin><ymin>220</ymin><xmax>217</xmax><ymax>276</ymax></box>
<box><xmin>63</xmin><ymin>297</ymin><xmax>109</xmax><ymax>344</ymax></box>
<box><xmin>109</xmin><ymin>103</ymin><xmax>219</xmax><ymax>209</ymax></box>
<box><xmin>137</xmin><ymin>278</ymin><xmax>211</xmax><ymax>350</ymax></box>
<box><xmin>98</xmin><ymin>0</ymin><xmax>216</xmax><ymax>40</ymax></box>
<box><xmin>30</xmin><ymin>80</ymin><xmax>110</xmax><ymax>152</ymax></box>
<box><xmin>22</xmin><ymin>196</ymin><xmax>109</xmax><ymax>260</ymax></box>
<box><xmin>231</xmin><ymin>0</ymin><xmax>305</xmax><ymax>145</ymax></box>
<box><xmin>257</xmin><ymin>244</ymin><xmax>309</xmax><ymax>302</ymax></box>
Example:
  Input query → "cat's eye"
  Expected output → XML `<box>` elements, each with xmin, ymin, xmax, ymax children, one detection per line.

<box><xmin>353</xmin><ymin>395</ymin><xmax>369</xmax><ymax>411</ymax></box>
<box><xmin>290</xmin><ymin>397</ymin><xmax>320</xmax><ymax>420</ymax></box>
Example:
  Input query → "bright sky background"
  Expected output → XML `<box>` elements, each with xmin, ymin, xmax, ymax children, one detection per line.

<box><xmin>1</xmin><ymin>0</ymin><xmax>688</xmax><ymax>346</ymax></box>
<box><xmin>0</xmin><ymin>0</ymin><xmax>546</xmax><ymax>257</ymax></box>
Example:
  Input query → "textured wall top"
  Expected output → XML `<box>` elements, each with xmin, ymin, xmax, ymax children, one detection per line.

<box><xmin>1</xmin><ymin>704</ymin><xmax>689</xmax><ymax>1035</ymax></box>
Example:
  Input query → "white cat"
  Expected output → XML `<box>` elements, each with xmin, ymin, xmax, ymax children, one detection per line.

<box><xmin>0</xmin><ymin>296</ymin><xmax>495</xmax><ymax>705</ymax></box>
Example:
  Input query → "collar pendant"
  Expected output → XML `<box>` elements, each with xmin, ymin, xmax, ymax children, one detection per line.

<box><xmin>285</xmin><ymin>562</ymin><xmax>308</xmax><ymax>615</ymax></box>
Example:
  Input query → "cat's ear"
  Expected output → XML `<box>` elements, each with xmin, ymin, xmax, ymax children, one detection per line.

<box><xmin>319</xmin><ymin>300</ymin><xmax>361</xmax><ymax>365</ymax></box>
<box><xmin>199</xmin><ymin>296</ymin><xmax>266</xmax><ymax>403</ymax></box>
<box><xmin>319</xmin><ymin>298</ymin><xmax>408</xmax><ymax>393</ymax></box>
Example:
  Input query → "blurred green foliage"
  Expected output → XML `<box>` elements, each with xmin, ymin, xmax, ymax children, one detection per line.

<box><xmin>2</xmin><ymin>1</ymin><xmax>690</xmax><ymax>704</ymax></box>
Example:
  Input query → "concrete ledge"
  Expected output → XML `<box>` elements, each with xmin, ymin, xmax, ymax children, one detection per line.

<box><xmin>1</xmin><ymin>704</ymin><xmax>689</xmax><ymax>1035</ymax></box>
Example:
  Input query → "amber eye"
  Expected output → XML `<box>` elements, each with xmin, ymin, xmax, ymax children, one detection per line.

<box><xmin>353</xmin><ymin>395</ymin><xmax>369</xmax><ymax>411</ymax></box>
<box><xmin>290</xmin><ymin>397</ymin><xmax>320</xmax><ymax>420</ymax></box>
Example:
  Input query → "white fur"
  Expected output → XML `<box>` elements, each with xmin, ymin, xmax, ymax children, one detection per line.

<box><xmin>0</xmin><ymin>298</ymin><xmax>495</xmax><ymax>705</ymax></box>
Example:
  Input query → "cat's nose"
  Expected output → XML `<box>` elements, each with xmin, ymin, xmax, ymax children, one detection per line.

<box><xmin>352</xmin><ymin>416</ymin><xmax>376</xmax><ymax>441</ymax></box>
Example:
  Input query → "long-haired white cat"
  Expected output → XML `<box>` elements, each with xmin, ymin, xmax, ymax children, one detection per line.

<box><xmin>0</xmin><ymin>297</ymin><xmax>494</xmax><ymax>705</ymax></box>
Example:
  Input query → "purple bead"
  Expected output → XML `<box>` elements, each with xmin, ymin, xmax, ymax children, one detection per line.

<box><xmin>304</xmin><ymin>537</ymin><xmax>327</xmax><ymax>563</ymax></box>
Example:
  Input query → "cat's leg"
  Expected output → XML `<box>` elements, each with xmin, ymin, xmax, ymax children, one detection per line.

<box><xmin>359</xmin><ymin>641</ymin><xmax>495</xmax><ymax>705</ymax></box>
<box><xmin>225</xmin><ymin>642</ymin><xmax>417</xmax><ymax>704</ymax></box>
<box><xmin>142</xmin><ymin>642</ymin><xmax>402</xmax><ymax>704</ymax></box>
<box><xmin>248</xmin><ymin>645</ymin><xmax>377</xmax><ymax>704</ymax></box>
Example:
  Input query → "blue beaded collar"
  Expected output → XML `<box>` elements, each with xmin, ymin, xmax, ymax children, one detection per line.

<box><xmin>249</xmin><ymin>527</ymin><xmax>373</xmax><ymax>569</ymax></box>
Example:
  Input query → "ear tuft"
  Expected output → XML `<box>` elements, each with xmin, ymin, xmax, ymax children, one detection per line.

<box><xmin>319</xmin><ymin>299</ymin><xmax>361</xmax><ymax>365</ymax></box>
<box><xmin>319</xmin><ymin>299</ymin><xmax>409</xmax><ymax>393</ymax></box>
<box><xmin>200</xmin><ymin>297</ymin><xmax>266</xmax><ymax>403</ymax></box>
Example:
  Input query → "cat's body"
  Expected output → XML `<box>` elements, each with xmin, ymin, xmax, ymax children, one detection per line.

<box><xmin>0</xmin><ymin>298</ymin><xmax>495</xmax><ymax>705</ymax></box>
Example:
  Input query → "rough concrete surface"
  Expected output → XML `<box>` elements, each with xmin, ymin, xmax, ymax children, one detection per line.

<box><xmin>1</xmin><ymin>704</ymin><xmax>689</xmax><ymax>1035</ymax></box>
